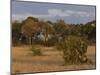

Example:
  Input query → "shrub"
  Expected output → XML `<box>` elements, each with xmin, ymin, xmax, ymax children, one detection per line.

<box><xmin>56</xmin><ymin>36</ymin><xmax>88</xmax><ymax>64</ymax></box>
<box><xmin>31</xmin><ymin>45</ymin><xmax>42</xmax><ymax>56</ymax></box>
<box><xmin>46</xmin><ymin>36</ymin><xmax>58</xmax><ymax>47</ymax></box>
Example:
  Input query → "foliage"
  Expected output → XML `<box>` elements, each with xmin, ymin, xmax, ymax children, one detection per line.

<box><xmin>31</xmin><ymin>45</ymin><xmax>42</xmax><ymax>56</ymax></box>
<box><xmin>82</xmin><ymin>21</ymin><xmax>96</xmax><ymax>44</ymax></box>
<box><xmin>27</xmin><ymin>16</ymin><xmax>38</xmax><ymax>22</ymax></box>
<box><xmin>54</xmin><ymin>20</ymin><xmax>68</xmax><ymax>36</ymax></box>
<box><xmin>21</xmin><ymin>17</ymin><xmax>39</xmax><ymax>37</ymax></box>
<box><xmin>12</xmin><ymin>16</ymin><xmax>96</xmax><ymax>46</ymax></box>
<box><xmin>37</xmin><ymin>20</ymin><xmax>55</xmax><ymax>46</ymax></box>
<box><xmin>12</xmin><ymin>21</ymin><xmax>22</xmax><ymax>46</ymax></box>
<box><xmin>56</xmin><ymin>36</ymin><xmax>88</xmax><ymax>64</ymax></box>
<box><xmin>46</xmin><ymin>36</ymin><xmax>58</xmax><ymax>46</ymax></box>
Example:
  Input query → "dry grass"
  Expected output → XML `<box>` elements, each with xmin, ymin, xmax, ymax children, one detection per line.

<box><xmin>12</xmin><ymin>45</ymin><xmax>96</xmax><ymax>74</ymax></box>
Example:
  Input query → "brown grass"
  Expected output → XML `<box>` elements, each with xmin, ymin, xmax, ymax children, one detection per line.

<box><xmin>12</xmin><ymin>45</ymin><xmax>96</xmax><ymax>74</ymax></box>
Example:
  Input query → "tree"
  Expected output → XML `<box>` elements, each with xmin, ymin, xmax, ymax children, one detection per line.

<box><xmin>12</xmin><ymin>21</ymin><xmax>21</xmax><ymax>46</ymax></box>
<box><xmin>38</xmin><ymin>20</ymin><xmax>55</xmax><ymax>46</ymax></box>
<box><xmin>27</xmin><ymin>16</ymin><xmax>38</xmax><ymax>22</ymax></box>
<box><xmin>81</xmin><ymin>20</ymin><xmax>96</xmax><ymax>44</ymax></box>
<box><xmin>54</xmin><ymin>20</ymin><xmax>67</xmax><ymax>34</ymax></box>
<box><xmin>21</xmin><ymin>17</ymin><xmax>55</xmax><ymax>46</ymax></box>
<box><xmin>53</xmin><ymin>19</ymin><xmax>69</xmax><ymax>43</ymax></box>
<box><xmin>21</xmin><ymin>17</ymin><xmax>39</xmax><ymax>44</ymax></box>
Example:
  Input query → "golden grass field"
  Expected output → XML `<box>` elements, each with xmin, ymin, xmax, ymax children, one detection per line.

<box><xmin>12</xmin><ymin>45</ymin><xmax>96</xmax><ymax>74</ymax></box>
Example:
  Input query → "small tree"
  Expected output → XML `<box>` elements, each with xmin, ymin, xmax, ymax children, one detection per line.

<box><xmin>57</xmin><ymin>36</ymin><xmax>88</xmax><ymax>64</ymax></box>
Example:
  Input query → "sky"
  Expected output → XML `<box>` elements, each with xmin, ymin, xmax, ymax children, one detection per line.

<box><xmin>12</xmin><ymin>0</ymin><xmax>96</xmax><ymax>24</ymax></box>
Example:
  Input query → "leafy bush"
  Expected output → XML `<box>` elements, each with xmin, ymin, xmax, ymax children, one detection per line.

<box><xmin>56</xmin><ymin>36</ymin><xmax>88</xmax><ymax>64</ymax></box>
<box><xmin>46</xmin><ymin>36</ymin><xmax>58</xmax><ymax>47</ymax></box>
<box><xmin>31</xmin><ymin>45</ymin><xmax>42</xmax><ymax>56</ymax></box>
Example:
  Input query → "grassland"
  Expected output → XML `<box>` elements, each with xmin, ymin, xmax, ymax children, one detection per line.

<box><xmin>12</xmin><ymin>45</ymin><xmax>96</xmax><ymax>74</ymax></box>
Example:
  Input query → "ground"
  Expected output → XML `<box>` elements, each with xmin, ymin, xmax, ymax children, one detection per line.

<box><xmin>12</xmin><ymin>45</ymin><xmax>96</xmax><ymax>74</ymax></box>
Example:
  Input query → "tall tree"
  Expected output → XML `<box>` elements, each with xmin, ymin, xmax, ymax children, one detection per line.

<box><xmin>54</xmin><ymin>19</ymin><xmax>68</xmax><ymax>40</ymax></box>
<box><xmin>38</xmin><ymin>20</ymin><xmax>55</xmax><ymax>46</ymax></box>
<box><xmin>21</xmin><ymin>17</ymin><xmax>39</xmax><ymax>44</ymax></box>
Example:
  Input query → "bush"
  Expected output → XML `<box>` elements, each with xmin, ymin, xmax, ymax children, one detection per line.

<box><xmin>31</xmin><ymin>45</ymin><xmax>42</xmax><ymax>56</ymax></box>
<box><xmin>46</xmin><ymin>36</ymin><xmax>58</xmax><ymax>47</ymax></box>
<box><xmin>56</xmin><ymin>36</ymin><xmax>88</xmax><ymax>64</ymax></box>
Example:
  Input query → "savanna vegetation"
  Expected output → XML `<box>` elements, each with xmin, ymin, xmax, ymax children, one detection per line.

<box><xmin>12</xmin><ymin>16</ymin><xmax>96</xmax><ymax>74</ymax></box>
<box><xmin>12</xmin><ymin>17</ymin><xmax>96</xmax><ymax>46</ymax></box>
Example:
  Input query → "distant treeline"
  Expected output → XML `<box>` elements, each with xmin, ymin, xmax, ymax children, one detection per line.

<box><xmin>12</xmin><ymin>16</ymin><xmax>96</xmax><ymax>46</ymax></box>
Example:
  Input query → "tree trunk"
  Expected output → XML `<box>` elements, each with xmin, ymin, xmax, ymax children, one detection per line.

<box><xmin>29</xmin><ymin>37</ymin><xmax>32</xmax><ymax>45</ymax></box>
<box><xmin>44</xmin><ymin>31</ymin><xmax>48</xmax><ymax>46</ymax></box>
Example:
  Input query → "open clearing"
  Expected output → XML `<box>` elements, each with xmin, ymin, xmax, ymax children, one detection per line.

<box><xmin>12</xmin><ymin>45</ymin><xmax>96</xmax><ymax>73</ymax></box>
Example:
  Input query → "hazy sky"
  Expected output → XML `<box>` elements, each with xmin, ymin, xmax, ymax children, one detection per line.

<box><xmin>12</xmin><ymin>1</ymin><xmax>96</xmax><ymax>24</ymax></box>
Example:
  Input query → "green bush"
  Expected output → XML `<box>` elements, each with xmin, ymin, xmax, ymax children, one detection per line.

<box><xmin>31</xmin><ymin>45</ymin><xmax>42</xmax><ymax>56</ymax></box>
<box><xmin>56</xmin><ymin>36</ymin><xmax>88</xmax><ymax>64</ymax></box>
<box><xmin>46</xmin><ymin>36</ymin><xmax>58</xmax><ymax>47</ymax></box>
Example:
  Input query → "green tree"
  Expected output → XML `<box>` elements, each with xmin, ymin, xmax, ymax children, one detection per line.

<box><xmin>81</xmin><ymin>20</ymin><xmax>96</xmax><ymax>43</ymax></box>
<box><xmin>53</xmin><ymin>19</ymin><xmax>69</xmax><ymax>43</ymax></box>
<box><xmin>12</xmin><ymin>21</ymin><xmax>21</xmax><ymax>46</ymax></box>
<box><xmin>54</xmin><ymin>20</ymin><xmax>68</xmax><ymax>35</ymax></box>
